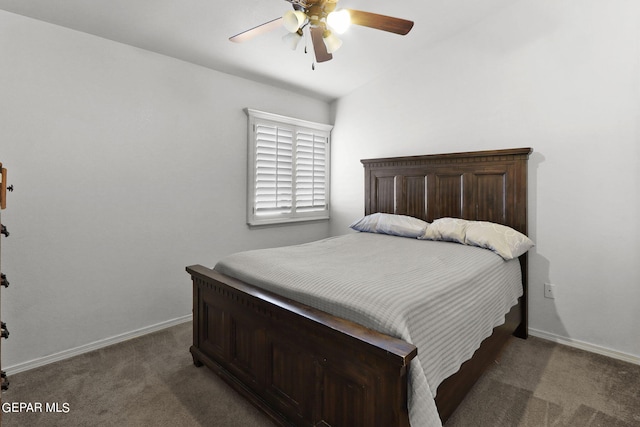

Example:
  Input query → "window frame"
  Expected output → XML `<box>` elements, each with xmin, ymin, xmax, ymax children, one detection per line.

<box><xmin>246</xmin><ymin>108</ymin><xmax>332</xmax><ymax>227</ymax></box>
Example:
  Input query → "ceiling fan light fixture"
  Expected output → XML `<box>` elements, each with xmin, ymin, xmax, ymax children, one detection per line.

<box><xmin>230</xmin><ymin>2</ymin><xmax>415</xmax><ymax>64</ymax></box>
<box><xmin>322</xmin><ymin>30</ymin><xmax>342</xmax><ymax>54</ymax></box>
<box><xmin>283</xmin><ymin>10</ymin><xmax>307</xmax><ymax>33</ymax></box>
<box><xmin>282</xmin><ymin>30</ymin><xmax>303</xmax><ymax>50</ymax></box>
<box><xmin>326</xmin><ymin>9</ymin><xmax>351</xmax><ymax>34</ymax></box>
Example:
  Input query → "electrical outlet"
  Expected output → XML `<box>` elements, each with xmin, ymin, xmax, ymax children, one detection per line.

<box><xmin>544</xmin><ymin>283</ymin><xmax>556</xmax><ymax>299</ymax></box>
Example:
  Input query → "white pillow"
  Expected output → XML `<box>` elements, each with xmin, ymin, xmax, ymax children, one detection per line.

<box><xmin>465</xmin><ymin>221</ymin><xmax>534</xmax><ymax>260</ymax></box>
<box><xmin>420</xmin><ymin>217</ymin><xmax>469</xmax><ymax>244</ymax></box>
<box><xmin>349</xmin><ymin>212</ymin><xmax>381</xmax><ymax>233</ymax></box>
<box><xmin>350</xmin><ymin>213</ymin><xmax>429</xmax><ymax>238</ymax></box>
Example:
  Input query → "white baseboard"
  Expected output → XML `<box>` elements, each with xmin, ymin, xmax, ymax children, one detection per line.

<box><xmin>4</xmin><ymin>314</ymin><xmax>193</xmax><ymax>375</ymax></box>
<box><xmin>529</xmin><ymin>328</ymin><xmax>640</xmax><ymax>366</ymax></box>
<box><xmin>6</xmin><ymin>319</ymin><xmax>638</xmax><ymax>375</ymax></box>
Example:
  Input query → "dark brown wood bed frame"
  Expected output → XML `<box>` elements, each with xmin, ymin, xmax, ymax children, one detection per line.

<box><xmin>187</xmin><ymin>147</ymin><xmax>532</xmax><ymax>426</ymax></box>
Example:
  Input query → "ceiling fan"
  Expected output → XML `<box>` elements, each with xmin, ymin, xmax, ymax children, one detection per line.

<box><xmin>229</xmin><ymin>0</ymin><xmax>414</xmax><ymax>64</ymax></box>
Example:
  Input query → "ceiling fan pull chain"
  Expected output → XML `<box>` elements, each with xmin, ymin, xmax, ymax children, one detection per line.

<box><xmin>304</xmin><ymin>27</ymin><xmax>309</xmax><ymax>54</ymax></box>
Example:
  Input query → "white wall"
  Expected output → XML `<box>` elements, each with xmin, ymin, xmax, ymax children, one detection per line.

<box><xmin>330</xmin><ymin>0</ymin><xmax>640</xmax><ymax>361</ymax></box>
<box><xmin>0</xmin><ymin>11</ymin><xmax>331</xmax><ymax>369</ymax></box>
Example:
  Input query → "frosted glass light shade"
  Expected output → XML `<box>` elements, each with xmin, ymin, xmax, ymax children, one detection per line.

<box><xmin>323</xmin><ymin>31</ymin><xmax>342</xmax><ymax>53</ymax></box>
<box><xmin>282</xmin><ymin>31</ymin><xmax>302</xmax><ymax>50</ymax></box>
<box><xmin>283</xmin><ymin>10</ymin><xmax>307</xmax><ymax>33</ymax></box>
<box><xmin>327</xmin><ymin>9</ymin><xmax>351</xmax><ymax>34</ymax></box>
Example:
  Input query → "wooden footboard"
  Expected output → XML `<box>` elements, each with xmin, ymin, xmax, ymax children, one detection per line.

<box><xmin>188</xmin><ymin>264</ymin><xmax>417</xmax><ymax>427</ymax></box>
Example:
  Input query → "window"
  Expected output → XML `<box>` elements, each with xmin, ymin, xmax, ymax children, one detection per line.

<box><xmin>246</xmin><ymin>109</ymin><xmax>332</xmax><ymax>226</ymax></box>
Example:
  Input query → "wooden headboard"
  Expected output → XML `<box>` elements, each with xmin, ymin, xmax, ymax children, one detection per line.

<box><xmin>361</xmin><ymin>147</ymin><xmax>532</xmax><ymax>235</ymax></box>
<box><xmin>362</xmin><ymin>147</ymin><xmax>532</xmax><ymax>336</ymax></box>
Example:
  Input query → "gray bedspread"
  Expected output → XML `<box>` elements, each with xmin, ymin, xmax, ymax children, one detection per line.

<box><xmin>214</xmin><ymin>232</ymin><xmax>523</xmax><ymax>427</ymax></box>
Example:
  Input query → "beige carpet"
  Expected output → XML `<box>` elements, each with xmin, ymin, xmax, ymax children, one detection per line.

<box><xmin>2</xmin><ymin>322</ymin><xmax>638</xmax><ymax>426</ymax></box>
<box><xmin>445</xmin><ymin>336</ymin><xmax>640</xmax><ymax>427</ymax></box>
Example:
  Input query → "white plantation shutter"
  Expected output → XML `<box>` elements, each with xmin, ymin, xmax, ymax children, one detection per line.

<box><xmin>247</xmin><ymin>109</ymin><xmax>332</xmax><ymax>226</ymax></box>
<box><xmin>255</xmin><ymin>124</ymin><xmax>293</xmax><ymax>215</ymax></box>
<box><xmin>295</xmin><ymin>131</ymin><xmax>327</xmax><ymax>213</ymax></box>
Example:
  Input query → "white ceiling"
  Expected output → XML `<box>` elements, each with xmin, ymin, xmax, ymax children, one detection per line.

<box><xmin>0</xmin><ymin>0</ymin><xmax>512</xmax><ymax>101</ymax></box>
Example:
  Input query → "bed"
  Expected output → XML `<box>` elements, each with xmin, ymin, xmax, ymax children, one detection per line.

<box><xmin>186</xmin><ymin>147</ymin><xmax>532</xmax><ymax>426</ymax></box>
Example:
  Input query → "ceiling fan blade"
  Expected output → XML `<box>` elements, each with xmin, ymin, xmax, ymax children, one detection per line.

<box><xmin>310</xmin><ymin>26</ymin><xmax>332</xmax><ymax>63</ymax></box>
<box><xmin>229</xmin><ymin>17</ymin><xmax>283</xmax><ymax>43</ymax></box>
<box><xmin>346</xmin><ymin>10</ymin><xmax>414</xmax><ymax>35</ymax></box>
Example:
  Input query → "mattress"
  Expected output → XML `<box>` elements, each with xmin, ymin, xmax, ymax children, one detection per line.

<box><xmin>214</xmin><ymin>232</ymin><xmax>523</xmax><ymax>427</ymax></box>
